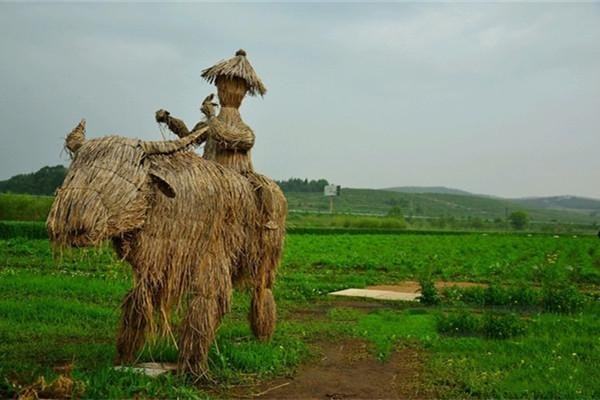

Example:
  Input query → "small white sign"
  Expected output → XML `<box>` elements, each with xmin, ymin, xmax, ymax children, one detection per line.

<box><xmin>324</xmin><ymin>184</ymin><xmax>337</xmax><ymax>197</ymax></box>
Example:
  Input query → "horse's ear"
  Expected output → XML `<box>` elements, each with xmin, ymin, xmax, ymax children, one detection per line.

<box><xmin>149</xmin><ymin>172</ymin><xmax>176</xmax><ymax>198</ymax></box>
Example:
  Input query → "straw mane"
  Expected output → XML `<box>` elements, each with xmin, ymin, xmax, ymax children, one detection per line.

<box><xmin>201</xmin><ymin>49</ymin><xmax>267</xmax><ymax>97</ymax></box>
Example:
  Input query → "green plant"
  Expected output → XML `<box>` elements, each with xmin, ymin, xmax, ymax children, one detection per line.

<box><xmin>0</xmin><ymin>165</ymin><xmax>66</xmax><ymax>196</ymax></box>
<box><xmin>440</xmin><ymin>286</ymin><xmax>463</xmax><ymax>303</ymax></box>
<box><xmin>0</xmin><ymin>221</ymin><xmax>47</xmax><ymax>239</ymax></box>
<box><xmin>458</xmin><ymin>287</ymin><xmax>486</xmax><ymax>306</ymax></box>
<box><xmin>436</xmin><ymin>311</ymin><xmax>480</xmax><ymax>336</ymax></box>
<box><xmin>419</xmin><ymin>277</ymin><xmax>441</xmax><ymax>305</ymax></box>
<box><xmin>542</xmin><ymin>285</ymin><xmax>586</xmax><ymax>314</ymax></box>
<box><xmin>386</xmin><ymin>205</ymin><xmax>405</xmax><ymax>220</ymax></box>
<box><xmin>446</xmin><ymin>285</ymin><xmax>548</xmax><ymax>309</ymax></box>
<box><xmin>509</xmin><ymin>285</ymin><xmax>542</xmax><ymax>307</ymax></box>
<box><xmin>437</xmin><ymin>311</ymin><xmax>526</xmax><ymax>339</ymax></box>
<box><xmin>508</xmin><ymin>210</ymin><xmax>529</xmax><ymax>230</ymax></box>
<box><xmin>481</xmin><ymin>312</ymin><xmax>526</xmax><ymax>339</ymax></box>
<box><xmin>0</xmin><ymin>194</ymin><xmax>54</xmax><ymax>221</ymax></box>
<box><xmin>484</xmin><ymin>285</ymin><xmax>512</xmax><ymax>305</ymax></box>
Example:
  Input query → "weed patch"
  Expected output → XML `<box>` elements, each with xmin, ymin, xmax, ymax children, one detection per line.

<box><xmin>437</xmin><ymin>311</ymin><xmax>526</xmax><ymax>339</ymax></box>
<box><xmin>442</xmin><ymin>284</ymin><xmax>588</xmax><ymax>313</ymax></box>
<box><xmin>419</xmin><ymin>277</ymin><xmax>441</xmax><ymax>305</ymax></box>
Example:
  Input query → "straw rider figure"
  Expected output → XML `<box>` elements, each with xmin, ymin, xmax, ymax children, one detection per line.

<box><xmin>155</xmin><ymin>49</ymin><xmax>283</xmax><ymax>228</ymax></box>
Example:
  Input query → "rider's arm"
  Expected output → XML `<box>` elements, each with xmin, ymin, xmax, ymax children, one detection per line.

<box><xmin>211</xmin><ymin>123</ymin><xmax>255</xmax><ymax>151</ymax></box>
<box><xmin>155</xmin><ymin>109</ymin><xmax>191</xmax><ymax>138</ymax></box>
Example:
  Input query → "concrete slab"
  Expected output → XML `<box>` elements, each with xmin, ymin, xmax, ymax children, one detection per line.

<box><xmin>114</xmin><ymin>362</ymin><xmax>177</xmax><ymax>377</ymax></box>
<box><xmin>329</xmin><ymin>288</ymin><xmax>420</xmax><ymax>301</ymax></box>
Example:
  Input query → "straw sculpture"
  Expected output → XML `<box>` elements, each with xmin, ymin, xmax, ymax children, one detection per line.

<box><xmin>155</xmin><ymin>49</ymin><xmax>267</xmax><ymax>173</ymax></box>
<box><xmin>201</xmin><ymin>49</ymin><xmax>267</xmax><ymax>97</ymax></box>
<box><xmin>156</xmin><ymin>50</ymin><xmax>287</xmax><ymax>340</ymax></box>
<box><xmin>47</xmin><ymin>117</ymin><xmax>286</xmax><ymax>375</ymax></box>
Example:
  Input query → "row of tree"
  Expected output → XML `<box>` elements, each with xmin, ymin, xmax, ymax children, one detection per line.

<box><xmin>0</xmin><ymin>165</ymin><xmax>67</xmax><ymax>196</ymax></box>
<box><xmin>387</xmin><ymin>205</ymin><xmax>530</xmax><ymax>230</ymax></box>
<box><xmin>275</xmin><ymin>178</ymin><xmax>329</xmax><ymax>193</ymax></box>
<box><xmin>0</xmin><ymin>166</ymin><xmax>332</xmax><ymax>196</ymax></box>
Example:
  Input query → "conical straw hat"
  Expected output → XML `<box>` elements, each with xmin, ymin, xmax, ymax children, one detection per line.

<box><xmin>201</xmin><ymin>49</ymin><xmax>267</xmax><ymax>97</ymax></box>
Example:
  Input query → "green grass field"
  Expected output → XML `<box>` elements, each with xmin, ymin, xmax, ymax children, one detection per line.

<box><xmin>0</xmin><ymin>232</ymin><xmax>598</xmax><ymax>398</ymax></box>
<box><xmin>0</xmin><ymin>193</ymin><xmax>54</xmax><ymax>221</ymax></box>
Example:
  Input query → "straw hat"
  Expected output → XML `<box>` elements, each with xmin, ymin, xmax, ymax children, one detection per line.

<box><xmin>201</xmin><ymin>49</ymin><xmax>267</xmax><ymax>97</ymax></box>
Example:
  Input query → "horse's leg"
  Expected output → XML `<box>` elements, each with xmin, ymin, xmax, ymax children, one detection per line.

<box><xmin>250</xmin><ymin>284</ymin><xmax>276</xmax><ymax>341</ymax></box>
<box><xmin>116</xmin><ymin>280</ymin><xmax>154</xmax><ymax>364</ymax></box>
<box><xmin>178</xmin><ymin>249</ymin><xmax>233</xmax><ymax>376</ymax></box>
<box><xmin>250</xmin><ymin>237</ymin><xmax>282</xmax><ymax>340</ymax></box>
<box><xmin>250</xmin><ymin>183</ymin><xmax>286</xmax><ymax>341</ymax></box>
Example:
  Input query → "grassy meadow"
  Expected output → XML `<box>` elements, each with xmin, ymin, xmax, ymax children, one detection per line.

<box><xmin>0</xmin><ymin>231</ymin><xmax>599</xmax><ymax>398</ymax></box>
<box><xmin>0</xmin><ymin>193</ymin><xmax>54</xmax><ymax>221</ymax></box>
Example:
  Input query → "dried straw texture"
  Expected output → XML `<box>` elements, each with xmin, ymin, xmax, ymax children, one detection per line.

<box><xmin>203</xmin><ymin>107</ymin><xmax>255</xmax><ymax>173</ymax></box>
<box><xmin>48</xmin><ymin>136</ymin><xmax>148</xmax><ymax>247</ymax></box>
<box><xmin>201</xmin><ymin>50</ymin><xmax>267</xmax><ymax>97</ymax></box>
<box><xmin>158</xmin><ymin>107</ymin><xmax>256</xmax><ymax>174</ymax></box>
<box><xmin>200</xmin><ymin>93</ymin><xmax>218</xmax><ymax>119</ymax></box>
<box><xmin>47</xmin><ymin>129</ymin><xmax>286</xmax><ymax>376</ymax></box>
<box><xmin>216</xmin><ymin>77</ymin><xmax>250</xmax><ymax>108</ymax></box>
<box><xmin>244</xmin><ymin>172</ymin><xmax>287</xmax><ymax>339</ymax></box>
<box><xmin>142</xmin><ymin>126</ymin><xmax>209</xmax><ymax>155</ymax></box>
<box><xmin>65</xmin><ymin>119</ymin><xmax>86</xmax><ymax>155</ymax></box>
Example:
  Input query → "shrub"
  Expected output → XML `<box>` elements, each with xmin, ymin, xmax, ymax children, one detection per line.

<box><xmin>379</xmin><ymin>218</ymin><xmax>407</xmax><ymax>229</ymax></box>
<box><xmin>458</xmin><ymin>287</ymin><xmax>486</xmax><ymax>306</ymax></box>
<box><xmin>386</xmin><ymin>205</ymin><xmax>405</xmax><ymax>220</ymax></box>
<box><xmin>437</xmin><ymin>311</ymin><xmax>527</xmax><ymax>339</ymax></box>
<box><xmin>484</xmin><ymin>285</ymin><xmax>511</xmax><ymax>305</ymax></box>
<box><xmin>481</xmin><ymin>312</ymin><xmax>526</xmax><ymax>339</ymax></box>
<box><xmin>508</xmin><ymin>210</ymin><xmax>529</xmax><ymax>230</ymax></box>
<box><xmin>451</xmin><ymin>285</ymin><xmax>545</xmax><ymax>309</ymax></box>
<box><xmin>0</xmin><ymin>193</ymin><xmax>54</xmax><ymax>221</ymax></box>
<box><xmin>443</xmin><ymin>284</ymin><xmax>588</xmax><ymax>314</ymax></box>
<box><xmin>509</xmin><ymin>286</ymin><xmax>542</xmax><ymax>308</ymax></box>
<box><xmin>419</xmin><ymin>277</ymin><xmax>441</xmax><ymax>305</ymax></box>
<box><xmin>542</xmin><ymin>285</ymin><xmax>586</xmax><ymax>314</ymax></box>
<box><xmin>440</xmin><ymin>286</ymin><xmax>463</xmax><ymax>303</ymax></box>
<box><xmin>437</xmin><ymin>311</ymin><xmax>480</xmax><ymax>336</ymax></box>
<box><xmin>0</xmin><ymin>221</ymin><xmax>48</xmax><ymax>239</ymax></box>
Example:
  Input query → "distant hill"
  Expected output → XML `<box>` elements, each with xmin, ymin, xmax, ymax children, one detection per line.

<box><xmin>287</xmin><ymin>188</ymin><xmax>598</xmax><ymax>224</ymax></box>
<box><xmin>1</xmin><ymin>166</ymin><xmax>598</xmax><ymax>225</ymax></box>
<box><xmin>383</xmin><ymin>186</ymin><xmax>473</xmax><ymax>196</ymax></box>
<box><xmin>513</xmin><ymin>196</ymin><xmax>600</xmax><ymax>215</ymax></box>
<box><xmin>0</xmin><ymin>165</ymin><xmax>67</xmax><ymax>196</ymax></box>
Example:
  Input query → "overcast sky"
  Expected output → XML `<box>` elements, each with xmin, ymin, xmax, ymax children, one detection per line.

<box><xmin>0</xmin><ymin>3</ymin><xmax>598</xmax><ymax>198</ymax></box>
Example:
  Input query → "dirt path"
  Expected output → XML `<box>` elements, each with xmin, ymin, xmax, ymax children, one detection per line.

<box><xmin>251</xmin><ymin>339</ymin><xmax>427</xmax><ymax>400</ymax></box>
<box><xmin>368</xmin><ymin>280</ymin><xmax>486</xmax><ymax>293</ymax></box>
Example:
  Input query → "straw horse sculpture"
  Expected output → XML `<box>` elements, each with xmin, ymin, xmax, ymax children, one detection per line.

<box><xmin>47</xmin><ymin>121</ymin><xmax>286</xmax><ymax>375</ymax></box>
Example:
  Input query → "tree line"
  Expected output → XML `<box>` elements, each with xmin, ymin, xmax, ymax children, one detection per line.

<box><xmin>0</xmin><ymin>165</ymin><xmax>330</xmax><ymax>196</ymax></box>
<box><xmin>0</xmin><ymin>165</ymin><xmax>67</xmax><ymax>196</ymax></box>
<box><xmin>275</xmin><ymin>178</ymin><xmax>329</xmax><ymax>193</ymax></box>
